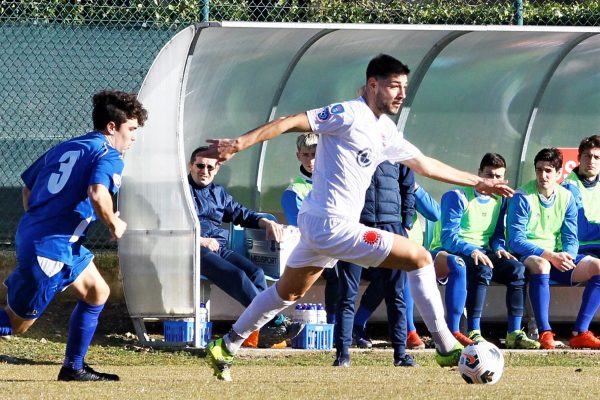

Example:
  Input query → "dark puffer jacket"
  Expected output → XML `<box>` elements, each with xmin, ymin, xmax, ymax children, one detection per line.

<box><xmin>360</xmin><ymin>161</ymin><xmax>415</xmax><ymax>230</ymax></box>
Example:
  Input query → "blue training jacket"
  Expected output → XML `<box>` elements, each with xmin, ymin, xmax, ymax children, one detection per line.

<box><xmin>188</xmin><ymin>175</ymin><xmax>263</xmax><ymax>247</ymax></box>
<box><xmin>360</xmin><ymin>161</ymin><xmax>415</xmax><ymax>230</ymax></box>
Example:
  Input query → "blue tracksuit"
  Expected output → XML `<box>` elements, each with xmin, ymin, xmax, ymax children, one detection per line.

<box><xmin>189</xmin><ymin>175</ymin><xmax>268</xmax><ymax>307</ymax></box>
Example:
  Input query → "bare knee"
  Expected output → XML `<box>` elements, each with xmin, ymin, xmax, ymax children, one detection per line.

<box><xmin>12</xmin><ymin>323</ymin><xmax>31</xmax><ymax>335</ymax></box>
<box><xmin>433</xmin><ymin>251</ymin><xmax>451</xmax><ymax>278</ymax></box>
<box><xmin>275</xmin><ymin>267</ymin><xmax>323</xmax><ymax>302</ymax></box>
<box><xmin>575</xmin><ymin>257</ymin><xmax>600</xmax><ymax>281</ymax></box>
<box><xmin>414</xmin><ymin>247</ymin><xmax>433</xmax><ymax>269</ymax></box>
<box><xmin>85</xmin><ymin>281</ymin><xmax>110</xmax><ymax>305</ymax></box>
<box><xmin>276</xmin><ymin>283</ymin><xmax>306</xmax><ymax>302</ymax></box>
<box><xmin>525</xmin><ymin>256</ymin><xmax>551</xmax><ymax>274</ymax></box>
<box><xmin>587</xmin><ymin>258</ymin><xmax>600</xmax><ymax>276</ymax></box>
<box><xmin>5</xmin><ymin>308</ymin><xmax>35</xmax><ymax>334</ymax></box>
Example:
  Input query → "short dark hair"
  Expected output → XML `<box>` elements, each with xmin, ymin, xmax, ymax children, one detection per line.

<box><xmin>190</xmin><ymin>146</ymin><xmax>212</xmax><ymax>163</ymax></box>
<box><xmin>578</xmin><ymin>135</ymin><xmax>600</xmax><ymax>157</ymax></box>
<box><xmin>366</xmin><ymin>54</ymin><xmax>410</xmax><ymax>81</ymax></box>
<box><xmin>479</xmin><ymin>153</ymin><xmax>506</xmax><ymax>172</ymax></box>
<box><xmin>92</xmin><ymin>90</ymin><xmax>148</xmax><ymax>130</ymax></box>
<box><xmin>534</xmin><ymin>147</ymin><xmax>563</xmax><ymax>171</ymax></box>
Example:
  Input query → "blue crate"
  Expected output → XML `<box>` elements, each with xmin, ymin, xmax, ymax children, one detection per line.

<box><xmin>291</xmin><ymin>324</ymin><xmax>334</xmax><ymax>350</ymax></box>
<box><xmin>163</xmin><ymin>320</ymin><xmax>212</xmax><ymax>347</ymax></box>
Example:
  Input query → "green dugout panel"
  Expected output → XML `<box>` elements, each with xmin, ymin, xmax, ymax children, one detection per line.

<box><xmin>119</xmin><ymin>23</ymin><xmax>600</xmax><ymax>332</ymax></box>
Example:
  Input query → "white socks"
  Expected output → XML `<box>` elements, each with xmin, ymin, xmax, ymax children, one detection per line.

<box><xmin>224</xmin><ymin>285</ymin><xmax>295</xmax><ymax>354</ymax></box>
<box><xmin>407</xmin><ymin>264</ymin><xmax>458</xmax><ymax>353</ymax></box>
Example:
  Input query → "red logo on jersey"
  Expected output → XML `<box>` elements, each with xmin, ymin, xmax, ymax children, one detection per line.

<box><xmin>362</xmin><ymin>230</ymin><xmax>381</xmax><ymax>246</ymax></box>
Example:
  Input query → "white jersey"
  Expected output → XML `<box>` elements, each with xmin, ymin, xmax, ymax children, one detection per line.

<box><xmin>301</xmin><ymin>97</ymin><xmax>422</xmax><ymax>221</ymax></box>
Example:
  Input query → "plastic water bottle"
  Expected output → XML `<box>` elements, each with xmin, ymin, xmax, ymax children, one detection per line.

<box><xmin>293</xmin><ymin>304</ymin><xmax>305</xmax><ymax>324</ymax></box>
<box><xmin>307</xmin><ymin>303</ymin><xmax>318</xmax><ymax>324</ymax></box>
<box><xmin>316</xmin><ymin>303</ymin><xmax>327</xmax><ymax>324</ymax></box>
<box><xmin>301</xmin><ymin>303</ymin><xmax>309</xmax><ymax>324</ymax></box>
<box><xmin>198</xmin><ymin>303</ymin><xmax>208</xmax><ymax>322</ymax></box>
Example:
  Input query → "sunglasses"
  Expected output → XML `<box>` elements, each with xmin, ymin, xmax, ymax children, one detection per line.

<box><xmin>195</xmin><ymin>163</ymin><xmax>215</xmax><ymax>171</ymax></box>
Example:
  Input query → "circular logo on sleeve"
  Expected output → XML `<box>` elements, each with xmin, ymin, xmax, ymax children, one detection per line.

<box><xmin>317</xmin><ymin>107</ymin><xmax>331</xmax><ymax>121</ymax></box>
<box><xmin>362</xmin><ymin>230</ymin><xmax>381</xmax><ymax>246</ymax></box>
<box><xmin>356</xmin><ymin>149</ymin><xmax>372</xmax><ymax>167</ymax></box>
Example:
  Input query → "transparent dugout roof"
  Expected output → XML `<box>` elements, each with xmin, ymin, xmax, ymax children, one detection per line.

<box><xmin>121</xmin><ymin>23</ymin><xmax>600</xmax><ymax>319</ymax></box>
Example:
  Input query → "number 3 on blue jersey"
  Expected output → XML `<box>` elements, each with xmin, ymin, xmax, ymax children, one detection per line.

<box><xmin>48</xmin><ymin>150</ymin><xmax>81</xmax><ymax>194</ymax></box>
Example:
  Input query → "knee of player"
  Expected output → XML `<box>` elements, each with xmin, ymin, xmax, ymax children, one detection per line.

<box><xmin>92</xmin><ymin>282</ymin><xmax>111</xmax><ymax>304</ymax></box>
<box><xmin>275</xmin><ymin>285</ymin><xmax>305</xmax><ymax>302</ymax></box>
<box><xmin>471</xmin><ymin>268</ymin><xmax>492</xmax><ymax>285</ymax></box>
<box><xmin>447</xmin><ymin>255</ymin><xmax>466</xmax><ymax>272</ymax></box>
<box><xmin>525</xmin><ymin>257</ymin><xmax>550</xmax><ymax>274</ymax></box>
<box><xmin>509</xmin><ymin>264</ymin><xmax>527</xmax><ymax>283</ymax></box>
<box><xmin>11</xmin><ymin>321</ymin><xmax>32</xmax><ymax>335</ymax></box>
<box><xmin>414</xmin><ymin>248</ymin><xmax>433</xmax><ymax>268</ymax></box>
<box><xmin>585</xmin><ymin>257</ymin><xmax>600</xmax><ymax>276</ymax></box>
<box><xmin>282</xmin><ymin>290</ymin><xmax>305</xmax><ymax>302</ymax></box>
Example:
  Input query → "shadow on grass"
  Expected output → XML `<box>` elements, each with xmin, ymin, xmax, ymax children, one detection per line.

<box><xmin>0</xmin><ymin>354</ymin><xmax>54</xmax><ymax>365</ymax></box>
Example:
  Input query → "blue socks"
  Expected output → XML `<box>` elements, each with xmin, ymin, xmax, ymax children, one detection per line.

<box><xmin>0</xmin><ymin>309</ymin><xmax>13</xmax><ymax>336</ymax></box>
<box><xmin>507</xmin><ymin>315</ymin><xmax>521</xmax><ymax>333</ymax></box>
<box><xmin>574</xmin><ymin>275</ymin><xmax>600</xmax><ymax>333</ymax></box>
<box><xmin>529</xmin><ymin>274</ymin><xmax>551</xmax><ymax>332</ymax></box>
<box><xmin>445</xmin><ymin>255</ymin><xmax>467</xmax><ymax>332</ymax></box>
<box><xmin>63</xmin><ymin>301</ymin><xmax>104</xmax><ymax>371</ymax></box>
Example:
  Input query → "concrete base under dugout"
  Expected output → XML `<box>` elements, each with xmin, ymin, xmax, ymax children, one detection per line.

<box><xmin>0</xmin><ymin>253</ymin><xmax>596</xmax><ymax>325</ymax></box>
<box><xmin>207</xmin><ymin>278</ymin><xmax>596</xmax><ymax>324</ymax></box>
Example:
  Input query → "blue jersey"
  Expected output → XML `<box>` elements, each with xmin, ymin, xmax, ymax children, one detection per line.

<box><xmin>18</xmin><ymin>131</ymin><xmax>123</xmax><ymax>265</ymax></box>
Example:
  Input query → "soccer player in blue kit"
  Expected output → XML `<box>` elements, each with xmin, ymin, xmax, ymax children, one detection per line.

<box><xmin>0</xmin><ymin>90</ymin><xmax>147</xmax><ymax>381</ymax></box>
<box><xmin>203</xmin><ymin>54</ymin><xmax>514</xmax><ymax>382</ymax></box>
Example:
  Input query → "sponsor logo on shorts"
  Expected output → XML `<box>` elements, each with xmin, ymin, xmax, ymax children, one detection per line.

<box><xmin>362</xmin><ymin>230</ymin><xmax>381</xmax><ymax>246</ymax></box>
<box><xmin>330</xmin><ymin>104</ymin><xmax>344</xmax><ymax>114</ymax></box>
<box><xmin>317</xmin><ymin>107</ymin><xmax>331</xmax><ymax>121</ymax></box>
<box><xmin>356</xmin><ymin>149</ymin><xmax>372</xmax><ymax>167</ymax></box>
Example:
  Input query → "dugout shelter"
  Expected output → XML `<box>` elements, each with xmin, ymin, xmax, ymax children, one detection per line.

<box><xmin>118</xmin><ymin>22</ymin><xmax>600</xmax><ymax>347</ymax></box>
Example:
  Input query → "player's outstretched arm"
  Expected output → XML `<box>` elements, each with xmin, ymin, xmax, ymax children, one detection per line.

<box><xmin>402</xmin><ymin>154</ymin><xmax>514</xmax><ymax>198</ymax></box>
<box><xmin>88</xmin><ymin>184</ymin><xmax>127</xmax><ymax>240</ymax></box>
<box><xmin>203</xmin><ymin>113</ymin><xmax>311</xmax><ymax>163</ymax></box>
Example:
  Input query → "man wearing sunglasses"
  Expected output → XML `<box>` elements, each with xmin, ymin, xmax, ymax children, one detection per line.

<box><xmin>188</xmin><ymin>147</ymin><xmax>302</xmax><ymax>348</ymax></box>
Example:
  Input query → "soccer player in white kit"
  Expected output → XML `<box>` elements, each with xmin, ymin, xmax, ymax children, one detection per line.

<box><xmin>205</xmin><ymin>54</ymin><xmax>513</xmax><ymax>381</ymax></box>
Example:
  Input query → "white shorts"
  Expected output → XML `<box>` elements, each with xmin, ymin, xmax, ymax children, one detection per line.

<box><xmin>286</xmin><ymin>213</ymin><xmax>395</xmax><ymax>269</ymax></box>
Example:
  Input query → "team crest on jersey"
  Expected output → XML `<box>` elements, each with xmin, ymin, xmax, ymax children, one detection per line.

<box><xmin>363</xmin><ymin>230</ymin><xmax>381</xmax><ymax>246</ymax></box>
<box><xmin>113</xmin><ymin>173</ymin><xmax>122</xmax><ymax>189</ymax></box>
<box><xmin>330</xmin><ymin>104</ymin><xmax>345</xmax><ymax>114</ymax></box>
<box><xmin>356</xmin><ymin>149</ymin><xmax>373</xmax><ymax>168</ymax></box>
<box><xmin>317</xmin><ymin>107</ymin><xmax>331</xmax><ymax>121</ymax></box>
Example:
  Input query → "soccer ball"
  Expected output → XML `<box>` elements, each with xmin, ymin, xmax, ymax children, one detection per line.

<box><xmin>458</xmin><ymin>342</ymin><xmax>504</xmax><ymax>384</ymax></box>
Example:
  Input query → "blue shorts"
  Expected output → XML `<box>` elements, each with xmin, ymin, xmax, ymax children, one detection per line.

<box><xmin>4</xmin><ymin>246</ymin><xmax>94</xmax><ymax>320</ymax></box>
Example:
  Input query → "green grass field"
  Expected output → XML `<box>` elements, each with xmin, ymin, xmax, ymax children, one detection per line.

<box><xmin>0</xmin><ymin>277</ymin><xmax>598</xmax><ymax>399</ymax></box>
<box><xmin>2</xmin><ymin>333</ymin><xmax>600</xmax><ymax>400</ymax></box>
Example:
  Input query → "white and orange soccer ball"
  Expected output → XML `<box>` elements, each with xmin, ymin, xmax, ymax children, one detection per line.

<box><xmin>458</xmin><ymin>342</ymin><xmax>504</xmax><ymax>384</ymax></box>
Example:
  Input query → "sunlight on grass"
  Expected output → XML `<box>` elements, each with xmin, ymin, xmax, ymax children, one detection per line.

<box><xmin>2</xmin><ymin>337</ymin><xmax>600</xmax><ymax>399</ymax></box>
